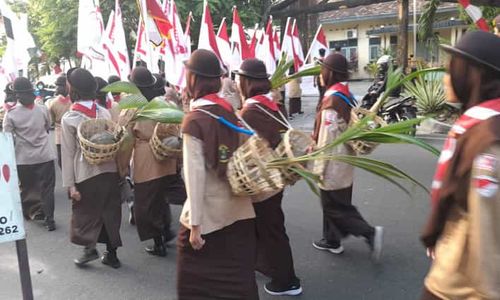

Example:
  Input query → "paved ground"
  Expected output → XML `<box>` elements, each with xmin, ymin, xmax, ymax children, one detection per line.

<box><xmin>0</xmin><ymin>80</ymin><xmax>444</xmax><ymax>300</ymax></box>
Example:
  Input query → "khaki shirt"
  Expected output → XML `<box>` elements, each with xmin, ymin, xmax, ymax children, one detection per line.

<box><xmin>61</xmin><ymin>107</ymin><xmax>116</xmax><ymax>187</ymax></box>
<box><xmin>312</xmin><ymin>109</ymin><xmax>354</xmax><ymax>190</ymax></box>
<box><xmin>131</xmin><ymin>120</ymin><xmax>177</xmax><ymax>184</ymax></box>
<box><xmin>180</xmin><ymin>134</ymin><xmax>255</xmax><ymax>235</ymax></box>
<box><xmin>2</xmin><ymin>104</ymin><xmax>56</xmax><ymax>165</ymax></box>
<box><xmin>48</xmin><ymin>95</ymin><xmax>72</xmax><ymax>145</ymax></box>
<box><xmin>425</xmin><ymin>145</ymin><xmax>500</xmax><ymax>300</ymax></box>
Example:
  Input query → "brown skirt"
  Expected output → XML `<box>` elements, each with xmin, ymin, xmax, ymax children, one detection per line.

<box><xmin>134</xmin><ymin>176</ymin><xmax>168</xmax><ymax>241</ymax></box>
<box><xmin>254</xmin><ymin>191</ymin><xmax>298</xmax><ymax>286</ymax></box>
<box><xmin>72</xmin><ymin>172</ymin><xmax>122</xmax><ymax>248</ymax></box>
<box><xmin>177</xmin><ymin>219</ymin><xmax>259</xmax><ymax>300</ymax></box>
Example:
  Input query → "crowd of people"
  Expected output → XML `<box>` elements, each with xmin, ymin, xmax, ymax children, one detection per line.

<box><xmin>1</xmin><ymin>29</ymin><xmax>499</xmax><ymax>299</ymax></box>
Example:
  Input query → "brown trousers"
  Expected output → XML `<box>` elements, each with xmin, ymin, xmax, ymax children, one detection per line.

<box><xmin>17</xmin><ymin>161</ymin><xmax>55</xmax><ymax>221</ymax></box>
<box><xmin>289</xmin><ymin>97</ymin><xmax>302</xmax><ymax>115</ymax></box>
<box><xmin>254</xmin><ymin>192</ymin><xmax>298</xmax><ymax>287</ymax></box>
<box><xmin>177</xmin><ymin>219</ymin><xmax>258</xmax><ymax>300</ymax></box>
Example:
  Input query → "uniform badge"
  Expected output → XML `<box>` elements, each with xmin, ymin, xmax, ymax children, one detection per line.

<box><xmin>219</xmin><ymin>145</ymin><xmax>229</xmax><ymax>163</ymax></box>
<box><xmin>474</xmin><ymin>175</ymin><xmax>498</xmax><ymax>198</ymax></box>
<box><xmin>475</xmin><ymin>154</ymin><xmax>497</xmax><ymax>172</ymax></box>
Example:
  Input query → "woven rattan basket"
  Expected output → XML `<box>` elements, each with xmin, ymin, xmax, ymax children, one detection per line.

<box><xmin>149</xmin><ymin>123</ymin><xmax>182</xmax><ymax>160</ymax></box>
<box><xmin>348</xmin><ymin>107</ymin><xmax>386</xmax><ymax>155</ymax></box>
<box><xmin>0</xmin><ymin>109</ymin><xmax>4</xmax><ymax>129</ymax></box>
<box><xmin>275</xmin><ymin>129</ymin><xmax>315</xmax><ymax>185</ymax></box>
<box><xmin>77</xmin><ymin>119</ymin><xmax>125</xmax><ymax>165</ymax></box>
<box><xmin>227</xmin><ymin>135</ymin><xmax>284</xmax><ymax>196</ymax></box>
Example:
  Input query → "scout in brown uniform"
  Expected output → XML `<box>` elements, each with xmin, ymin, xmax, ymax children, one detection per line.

<box><xmin>48</xmin><ymin>75</ymin><xmax>71</xmax><ymax>168</ymax></box>
<box><xmin>119</xmin><ymin>67</ymin><xmax>181</xmax><ymax>256</ymax></box>
<box><xmin>3</xmin><ymin>77</ymin><xmax>56</xmax><ymax>231</ymax></box>
<box><xmin>235</xmin><ymin>58</ymin><xmax>302</xmax><ymax>296</ymax></box>
<box><xmin>61</xmin><ymin>68</ymin><xmax>122</xmax><ymax>268</ymax></box>
<box><xmin>420</xmin><ymin>31</ymin><xmax>500</xmax><ymax>300</ymax></box>
<box><xmin>312</xmin><ymin>53</ymin><xmax>383</xmax><ymax>259</ymax></box>
<box><xmin>177</xmin><ymin>49</ymin><xmax>258</xmax><ymax>300</ymax></box>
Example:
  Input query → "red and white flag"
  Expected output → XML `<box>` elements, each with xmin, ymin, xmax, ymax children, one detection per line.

<box><xmin>249</xmin><ymin>24</ymin><xmax>259</xmax><ymax>58</ymax></box>
<box><xmin>217</xmin><ymin>18</ymin><xmax>231</xmax><ymax>70</ymax></box>
<box><xmin>198</xmin><ymin>0</ymin><xmax>222</xmax><ymax>64</ymax></box>
<box><xmin>458</xmin><ymin>0</ymin><xmax>489</xmax><ymax>32</ymax></box>
<box><xmin>257</xmin><ymin>17</ymin><xmax>276</xmax><ymax>74</ymax></box>
<box><xmin>160</xmin><ymin>0</ymin><xmax>190</xmax><ymax>87</ymax></box>
<box><xmin>305</xmin><ymin>24</ymin><xmax>328</xmax><ymax>63</ymax></box>
<box><xmin>133</xmin><ymin>17</ymin><xmax>154</xmax><ymax>69</ymax></box>
<box><xmin>102</xmin><ymin>0</ymin><xmax>130</xmax><ymax>79</ymax></box>
<box><xmin>185</xmin><ymin>11</ymin><xmax>193</xmax><ymax>57</ymax></box>
<box><xmin>273</xmin><ymin>27</ymin><xmax>281</xmax><ymax>55</ymax></box>
<box><xmin>230</xmin><ymin>7</ymin><xmax>252</xmax><ymax>70</ymax></box>
<box><xmin>292</xmin><ymin>19</ymin><xmax>304</xmax><ymax>72</ymax></box>
<box><xmin>281</xmin><ymin>17</ymin><xmax>294</xmax><ymax>62</ymax></box>
<box><xmin>138</xmin><ymin>0</ymin><xmax>173</xmax><ymax>46</ymax></box>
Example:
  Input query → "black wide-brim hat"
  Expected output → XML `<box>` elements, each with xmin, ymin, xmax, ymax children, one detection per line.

<box><xmin>441</xmin><ymin>31</ymin><xmax>500</xmax><ymax>73</ymax></box>
<box><xmin>55</xmin><ymin>75</ymin><xmax>67</xmax><ymax>87</ymax></box>
<box><xmin>317</xmin><ymin>53</ymin><xmax>349</xmax><ymax>74</ymax></box>
<box><xmin>184</xmin><ymin>49</ymin><xmax>224</xmax><ymax>78</ymax></box>
<box><xmin>67</xmin><ymin>68</ymin><xmax>97</xmax><ymax>99</ymax></box>
<box><xmin>95</xmin><ymin>77</ymin><xmax>108</xmax><ymax>94</ymax></box>
<box><xmin>129</xmin><ymin>66</ymin><xmax>157</xmax><ymax>88</ymax></box>
<box><xmin>12</xmin><ymin>77</ymin><xmax>34</xmax><ymax>93</ymax></box>
<box><xmin>234</xmin><ymin>58</ymin><xmax>270</xmax><ymax>79</ymax></box>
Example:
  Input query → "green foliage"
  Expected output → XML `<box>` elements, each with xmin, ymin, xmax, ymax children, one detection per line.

<box><xmin>370</xmin><ymin>65</ymin><xmax>445</xmax><ymax>112</ymax></box>
<box><xmin>268</xmin><ymin>117</ymin><xmax>438</xmax><ymax>196</ymax></box>
<box><xmin>270</xmin><ymin>53</ymin><xmax>321</xmax><ymax>89</ymax></box>
<box><xmin>418</xmin><ymin>0</ymin><xmax>441</xmax><ymax>43</ymax></box>
<box><xmin>364</xmin><ymin>62</ymin><xmax>378</xmax><ymax>79</ymax></box>
<box><xmin>403</xmin><ymin>69</ymin><xmax>446</xmax><ymax>115</ymax></box>
<box><xmin>102</xmin><ymin>81</ymin><xmax>141</xmax><ymax>95</ymax></box>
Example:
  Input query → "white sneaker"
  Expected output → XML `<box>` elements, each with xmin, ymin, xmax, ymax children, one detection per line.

<box><xmin>371</xmin><ymin>226</ymin><xmax>384</xmax><ymax>262</ymax></box>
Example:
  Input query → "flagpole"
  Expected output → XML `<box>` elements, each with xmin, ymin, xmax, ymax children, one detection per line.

<box><xmin>304</xmin><ymin>24</ymin><xmax>322</xmax><ymax>63</ymax></box>
<box><xmin>217</xmin><ymin>17</ymin><xmax>226</xmax><ymax>36</ymax></box>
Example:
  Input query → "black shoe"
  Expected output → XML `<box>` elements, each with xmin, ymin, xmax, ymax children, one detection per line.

<box><xmin>129</xmin><ymin>206</ymin><xmax>135</xmax><ymax>225</ymax></box>
<box><xmin>367</xmin><ymin>226</ymin><xmax>384</xmax><ymax>262</ymax></box>
<box><xmin>32</xmin><ymin>213</ymin><xmax>46</xmax><ymax>221</ymax></box>
<box><xmin>312</xmin><ymin>239</ymin><xmax>344</xmax><ymax>254</ymax></box>
<box><xmin>44</xmin><ymin>219</ymin><xmax>56</xmax><ymax>231</ymax></box>
<box><xmin>74</xmin><ymin>248</ymin><xmax>99</xmax><ymax>266</ymax></box>
<box><xmin>298</xmin><ymin>111</ymin><xmax>304</xmax><ymax>115</ymax></box>
<box><xmin>101</xmin><ymin>251</ymin><xmax>121</xmax><ymax>269</ymax></box>
<box><xmin>264</xmin><ymin>281</ymin><xmax>303</xmax><ymax>296</ymax></box>
<box><xmin>145</xmin><ymin>243</ymin><xmax>166</xmax><ymax>257</ymax></box>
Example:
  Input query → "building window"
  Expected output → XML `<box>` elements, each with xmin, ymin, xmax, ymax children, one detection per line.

<box><xmin>369</xmin><ymin>37</ymin><xmax>381</xmax><ymax>61</ymax></box>
<box><xmin>330</xmin><ymin>38</ymin><xmax>358</xmax><ymax>71</ymax></box>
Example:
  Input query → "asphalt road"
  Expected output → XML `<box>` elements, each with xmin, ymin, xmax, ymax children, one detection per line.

<box><xmin>0</xmin><ymin>81</ymin><xmax>444</xmax><ymax>300</ymax></box>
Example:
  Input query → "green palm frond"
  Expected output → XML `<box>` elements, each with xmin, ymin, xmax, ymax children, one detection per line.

<box><xmin>270</xmin><ymin>53</ymin><xmax>321</xmax><ymax>89</ymax></box>
<box><xmin>370</xmin><ymin>66</ymin><xmax>445</xmax><ymax>112</ymax></box>
<box><xmin>418</xmin><ymin>0</ymin><xmax>441</xmax><ymax>42</ymax></box>
<box><xmin>101</xmin><ymin>81</ymin><xmax>141</xmax><ymax>95</ymax></box>
<box><xmin>134</xmin><ymin>108</ymin><xmax>185</xmax><ymax>124</ymax></box>
<box><xmin>118</xmin><ymin>94</ymin><xmax>149</xmax><ymax>109</ymax></box>
<box><xmin>403</xmin><ymin>68</ymin><xmax>446</xmax><ymax>115</ymax></box>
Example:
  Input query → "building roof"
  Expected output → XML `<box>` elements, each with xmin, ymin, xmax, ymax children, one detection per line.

<box><xmin>320</xmin><ymin>0</ymin><xmax>458</xmax><ymax>24</ymax></box>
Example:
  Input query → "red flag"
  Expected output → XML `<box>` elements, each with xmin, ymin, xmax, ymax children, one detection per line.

<box><xmin>305</xmin><ymin>24</ymin><xmax>329</xmax><ymax>63</ymax></box>
<box><xmin>256</xmin><ymin>17</ymin><xmax>276</xmax><ymax>74</ymax></box>
<box><xmin>249</xmin><ymin>24</ymin><xmax>258</xmax><ymax>58</ymax></box>
<box><xmin>217</xmin><ymin>18</ymin><xmax>231</xmax><ymax>69</ymax></box>
<box><xmin>273</xmin><ymin>28</ymin><xmax>281</xmax><ymax>54</ymax></box>
<box><xmin>231</xmin><ymin>7</ymin><xmax>252</xmax><ymax>62</ymax></box>
<box><xmin>144</xmin><ymin>0</ymin><xmax>173</xmax><ymax>37</ymax></box>
<box><xmin>292</xmin><ymin>19</ymin><xmax>304</xmax><ymax>72</ymax></box>
<box><xmin>198</xmin><ymin>0</ymin><xmax>222</xmax><ymax>63</ymax></box>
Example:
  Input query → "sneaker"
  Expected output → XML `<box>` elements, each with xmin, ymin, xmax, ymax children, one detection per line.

<box><xmin>369</xmin><ymin>226</ymin><xmax>384</xmax><ymax>262</ymax></box>
<box><xmin>101</xmin><ymin>251</ymin><xmax>121</xmax><ymax>269</ymax></box>
<box><xmin>74</xmin><ymin>248</ymin><xmax>99</xmax><ymax>266</ymax></box>
<box><xmin>129</xmin><ymin>206</ymin><xmax>135</xmax><ymax>225</ymax></box>
<box><xmin>264</xmin><ymin>281</ymin><xmax>303</xmax><ymax>296</ymax></box>
<box><xmin>312</xmin><ymin>239</ymin><xmax>344</xmax><ymax>254</ymax></box>
<box><xmin>145</xmin><ymin>244</ymin><xmax>167</xmax><ymax>257</ymax></box>
<box><xmin>44</xmin><ymin>219</ymin><xmax>56</xmax><ymax>231</ymax></box>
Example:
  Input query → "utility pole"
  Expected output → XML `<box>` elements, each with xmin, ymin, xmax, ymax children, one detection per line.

<box><xmin>397</xmin><ymin>0</ymin><xmax>409</xmax><ymax>71</ymax></box>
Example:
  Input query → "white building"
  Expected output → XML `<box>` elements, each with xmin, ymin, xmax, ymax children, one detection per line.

<box><xmin>319</xmin><ymin>0</ymin><xmax>468</xmax><ymax>79</ymax></box>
